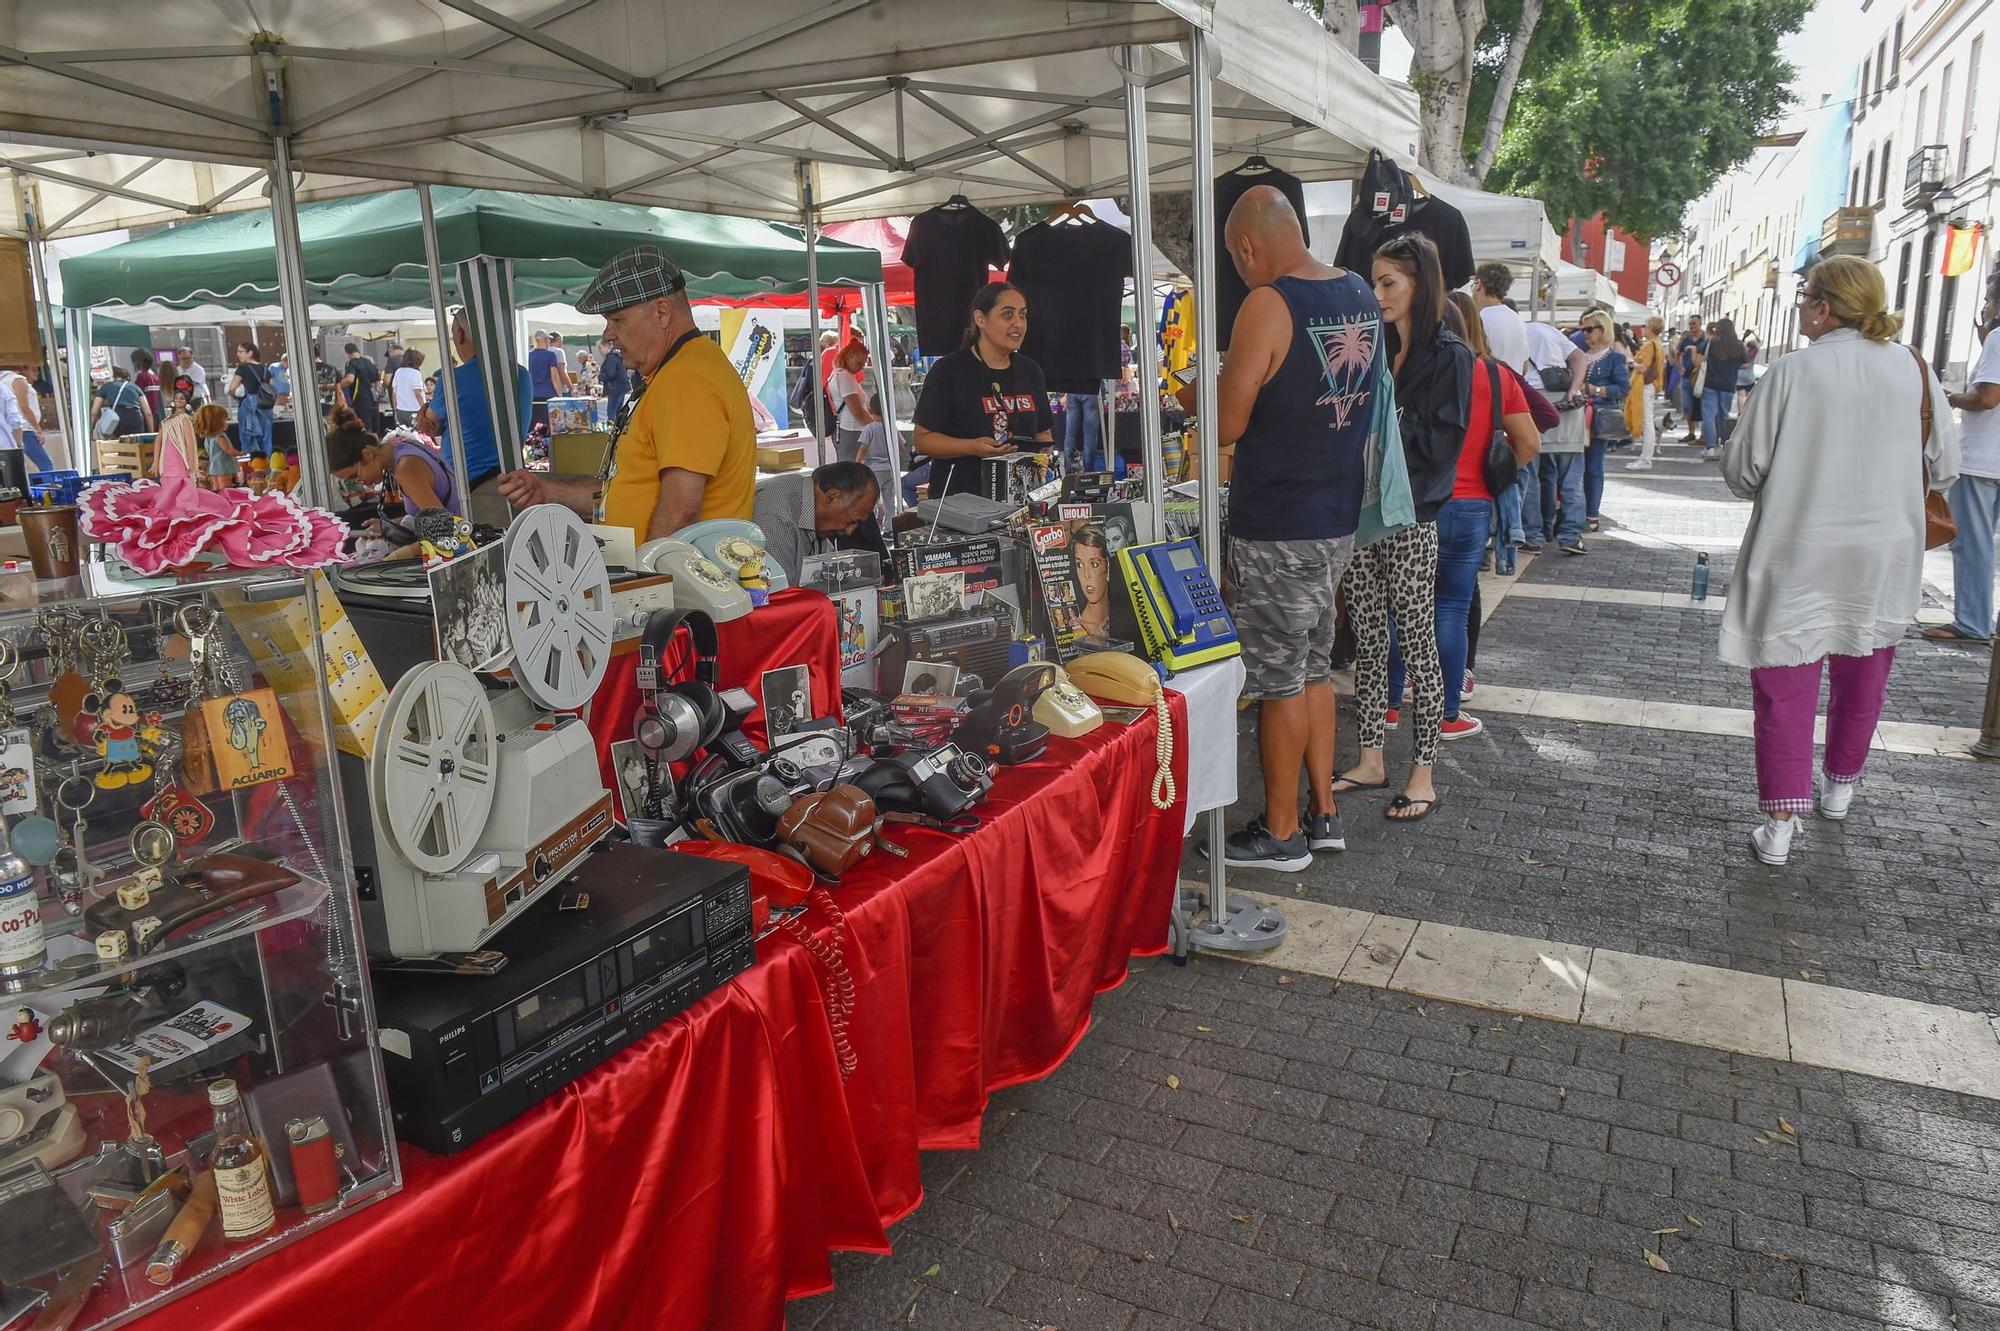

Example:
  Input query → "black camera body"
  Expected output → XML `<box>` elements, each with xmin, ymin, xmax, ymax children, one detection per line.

<box><xmin>852</xmin><ymin>743</ymin><xmax>992</xmax><ymax>821</ymax></box>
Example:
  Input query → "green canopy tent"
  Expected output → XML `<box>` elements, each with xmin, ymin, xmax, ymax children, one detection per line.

<box><xmin>58</xmin><ymin>187</ymin><xmax>881</xmax><ymax>309</ymax></box>
<box><xmin>59</xmin><ymin>188</ymin><xmax>881</xmax><ymax>486</ymax></box>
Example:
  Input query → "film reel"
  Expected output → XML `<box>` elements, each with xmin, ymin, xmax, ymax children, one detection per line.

<box><xmin>370</xmin><ymin>661</ymin><xmax>498</xmax><ymax>875</ymax></box>
<box><xmin>502</xmin><ymin>506</ymin><xmax>614</xmax><ymax>712</ymax></box>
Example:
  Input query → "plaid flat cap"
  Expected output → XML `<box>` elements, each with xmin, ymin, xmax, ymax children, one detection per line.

<box><xmin>578</xmin><ymin>243</ymin><xmax>688</xmax><ymax>314</ymax></box>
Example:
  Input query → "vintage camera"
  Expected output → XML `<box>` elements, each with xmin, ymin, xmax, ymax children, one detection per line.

<box><xmin>852</xmin><ymin>743</ymin><xmax>992</xmax><ymax>822</ymax></box>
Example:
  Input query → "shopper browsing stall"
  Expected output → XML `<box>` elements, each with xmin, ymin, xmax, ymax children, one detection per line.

<box><xmin>416</xmin><ymin>312</ymin><xmax>533</xmax><ymax>525</ymax></box>
<box><xmin>1176</xmin><ymin>184</ymin><xmax>1382</xmax><ymax>870</ymax></box>
<box><xmin>751</xmin><ymin>461</ymin><xmax>881</xmax><ymax>584</ymax></box>
<box><xmin>327</xmin><ymin>406</ymin><xmax>459</xmax><ymax>515</ymax></box>
<box><xmin>498</xmin><ymin>243</ymin><xmax>756</xmax><ymax>537</ymax></box>
<box><xmin>828</xmin><ymin>338</ymin><xmax>876</xmax><ymax>463</ymax></box>
<box><xmin>912</xmin><ymin>281</ymin><xmax>1054</xmax><ymax>497</ymax></box>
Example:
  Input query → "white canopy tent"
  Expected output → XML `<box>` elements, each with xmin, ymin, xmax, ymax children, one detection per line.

<box><xmin>1550</xmin><ymin>260</ymin><xmax>1619</xmax><ymax>316</ymax></box>
<box><xmin>0</xmin><ymin>0</ymin><xmax>1419</xmax><ymax>958</ymax></box>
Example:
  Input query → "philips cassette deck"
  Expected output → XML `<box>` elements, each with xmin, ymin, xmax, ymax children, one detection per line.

<box><xmin>371</xmin><ymin>844</ymin><xmax>754</xmax><ymax>1153</ymax></box>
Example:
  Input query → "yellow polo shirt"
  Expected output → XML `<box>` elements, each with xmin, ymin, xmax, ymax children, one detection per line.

<box><xmin>600</xmin><ymin>335</ymin><xmax>756</xmax><ymax>537</ymax></box>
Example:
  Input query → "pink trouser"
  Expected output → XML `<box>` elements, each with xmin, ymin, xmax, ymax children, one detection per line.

<box><xmin>1749</xmin><ymin>646</ymin><xmax>1895</xmax><ymax>813</ymax></box>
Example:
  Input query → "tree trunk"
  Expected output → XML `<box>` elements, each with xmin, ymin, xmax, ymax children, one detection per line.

<box><xmin>1148</xmin><ymin>191</ymin><xmax>1198</xmax><ymax>281</ymax></box>
<box><xmin>1471</xmin><ymin>0</ymin><xmax>1544</xmax><ymax>183</ymax></box>
<box><xmin>1320</xmin><ymin>0</ymin><xmax>1360</xmax><ymax>53</ymax></box>
<box><xmin>1399</xmin><ymin>0</ymin><xmax>1486</xmax><ymax>184</ymax></box>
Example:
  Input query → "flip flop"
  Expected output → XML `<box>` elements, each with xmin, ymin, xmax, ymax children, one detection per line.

<box><xmin>1330</xmin><ymin>771</ymin><xmax>1390</xmax><ymax>795</ymax></box>
<box><xmin>1385</xmin><ymin>794</ymin><xmax>1441</xmax><ymax>822</ymax></box>
<box><xmin>1921</xmin><ymin>625</ymin><xmax>1989</xmax><ymax>643</ymax></box>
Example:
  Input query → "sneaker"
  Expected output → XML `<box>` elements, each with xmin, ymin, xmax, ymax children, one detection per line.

<box><xmin>1701</xmin><ymin>448</ymin><xmax>1718</xmax><ymax>461</ymax></box>
<box><xmin>1818</xmin><ymin>773</ymin><xmax>1856</xmax><ymax>820</ymax></box>
<box><xmin>1307</xmin><ymin>811</ymin><xmax>1346</xmax><ymax>852</ymax></box>
<box><xmin>1496</xmin><ymin>554</ymin><xmax>1517</xmax><ymax>575</ymax></box>
<box><xmin>1216</xmin><ymin>818</ymin><xmax>1313</xmax><ymax>872</ymax></box>
<box><xmin>1520</xmin><ymin>539</ymin><xmax>1544</xmax><ymax>554</ymax></box>
<box><xmin>1559</xmin><ymin>540</ymin><xmax>1587</xmax><ymax>556</ymax></box>
<box><xmin>1625</xmin><ymin>460</ymin><xmax>1653</xmax><ymax>471</ymax></box>
<box><xmin>1750</xmin><ymin>815</ymin><xmax>1796</xmax><ymax>865</ymax></box>
<box><xmin>1461</xmin><ymin>670</ymin><xmax>1476</xmax><ymax>701</ymax></box>
<box><xmin>1384</xmin><ymin>707</ymin><xmax>1400</xmax><ymax>730</ymax></box>
<box><xmin>1439</xmin><ymin>714</ymin><xmax>1484</xmax><ymax>740</ymax></box>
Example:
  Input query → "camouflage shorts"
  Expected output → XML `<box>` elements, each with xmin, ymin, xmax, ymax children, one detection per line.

<box><xmin>1224</xmin><ymin>535</ymin><xmax>1355</xmax><ymax>700</ymax></box>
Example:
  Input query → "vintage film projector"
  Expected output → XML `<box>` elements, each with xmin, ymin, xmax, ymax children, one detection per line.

<box><xmin>345</xmin><ymin>508</ymin><xmax>617</xmax><ymax>963</ymax></box>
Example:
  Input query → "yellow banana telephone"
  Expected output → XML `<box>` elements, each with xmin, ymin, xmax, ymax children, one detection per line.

<box><xmin>1066</xmin><ymin>652</ymin><xmax>1175</xmax><ymax>809</ymax></box>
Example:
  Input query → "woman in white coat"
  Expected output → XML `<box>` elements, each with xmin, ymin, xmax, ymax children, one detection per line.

<box><xmin>1721</xmin><ymin>255</ymin><xmax>1959</xmax><ymax>865</ymax></box>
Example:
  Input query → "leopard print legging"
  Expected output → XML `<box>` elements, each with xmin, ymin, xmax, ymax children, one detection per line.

<box><xmin>1340</xmin><ymin>520</ymin><xmax>1443</xmax><ymax>766</ymax></box>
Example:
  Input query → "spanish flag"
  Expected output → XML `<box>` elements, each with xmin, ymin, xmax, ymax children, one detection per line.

<box><xmin>1942</xmin><ymin>222</ymin><xmax>1982</xmax><ymax>277</ymax></box>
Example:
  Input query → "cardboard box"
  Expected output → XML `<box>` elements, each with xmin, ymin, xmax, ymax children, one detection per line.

<box><xmin>547</xmin><ymin>397</ymin><xmax>598</xmax><ymax>435</ymax></box>
<box><xmin>756</xmin><ymin>444</ymin><xmax>805</xmax><ymax>473</ymax></box>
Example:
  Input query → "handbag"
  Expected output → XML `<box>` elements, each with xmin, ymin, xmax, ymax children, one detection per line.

<box><xmin>93</xmin><ymin>406</ymin><xmax>122</xmax><ymax>439</ymax></box>
<box><xmin>1536</xmin><ymin>362</ymin><xmax>1572</xmax><ymax>394</ymax></box>
<box><xmin>1481</xmin><ymin>359</ymin><xmax>1519</xmax><ymax>497</ymax></box>
<box><xmin>1909</xmin><ymin>346</ymin><xmax>1955</xmax><ymax>550</ymax></box>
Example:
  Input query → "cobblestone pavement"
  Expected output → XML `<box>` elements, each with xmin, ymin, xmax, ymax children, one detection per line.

<box><xmin>795</xmin><ymin>958</ymin><xmax>2000</xmax><ymax>1331</ymax></box>
<box><xmin>802</xmin><ymin>463</ymin><xmax>2000</xmax><ymax>1330</ymax></box>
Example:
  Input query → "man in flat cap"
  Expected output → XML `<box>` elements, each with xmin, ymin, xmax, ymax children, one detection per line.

<box><xmin>499</xmin><ymin>243</ymin><xmax>756</xmax><ymax>537</ymax></box>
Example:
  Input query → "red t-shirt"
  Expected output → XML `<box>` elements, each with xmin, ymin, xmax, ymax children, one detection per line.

<box><xmin>1452</xmin><ymin>360</ymin><xmax>1530</xmax><ymax>500</ymax></box>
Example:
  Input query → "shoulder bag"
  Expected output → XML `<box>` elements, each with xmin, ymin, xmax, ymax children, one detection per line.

<box><xmin>1910</xmin><ymin>346</ymin><xmax>1954</xmax><ymax>549</ymax></box>
<box><xmin>1481</xmin><ymin>359</ymin><xmax>1519</xmax><ymax>496</ymax></box>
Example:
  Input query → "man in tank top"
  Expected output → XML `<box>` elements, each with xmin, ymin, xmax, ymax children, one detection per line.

<box><xmin>1178</xmin><ymin>185</ymin><xmax>1382</xmax><ymax>872</ymax></box>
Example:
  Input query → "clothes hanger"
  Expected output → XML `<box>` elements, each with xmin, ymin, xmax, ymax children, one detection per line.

<box><xmin>941</xmin><ymin>193</ymin><xmax>971</xmax><ymax>210</ymax></box>
<box><xmin>1047</xmin><ymin>200</ymin><xmax>1098</xmax><ymax>225</ymax></box>
<box><xmin>1235</xmin><ymin>154</ymin><xmax>1274</xmax><ymax>175</ymax></box>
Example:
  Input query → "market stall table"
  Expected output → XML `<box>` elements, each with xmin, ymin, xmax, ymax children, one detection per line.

<box><xmin>133</xmin><ymin>663</ymin><xmax>1188</xmax><ymax>1331</ymax></box>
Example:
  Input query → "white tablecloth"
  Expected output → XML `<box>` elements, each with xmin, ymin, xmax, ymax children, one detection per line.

<box><xmin>1166</xmin><ymin>656</ymin><xmax>1245</xmax><ymax>833</ymax></box>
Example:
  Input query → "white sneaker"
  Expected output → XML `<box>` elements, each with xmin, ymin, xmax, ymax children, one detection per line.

<box><xmin>1750</xmin><ymin>816</ymin><xmax>1796</xmax><ymax>866</ymax></box>
<box><xmin>1625</xmin><ymin>461</ymin><xmax>1653</xmax><ymax>471</ymax></box>
<box><xmin>1818</xmin><ymin>774</ymin><xmax>1855</xmax><ymax>820</ymax></box>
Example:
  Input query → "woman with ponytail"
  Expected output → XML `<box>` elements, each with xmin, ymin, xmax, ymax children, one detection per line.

<box><xmin>1720</xmin><ymin>255</ymin><xmax>1959</xmax><ymax>866</ymax></box>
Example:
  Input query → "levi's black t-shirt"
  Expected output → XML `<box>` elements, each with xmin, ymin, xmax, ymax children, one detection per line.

<box><xmin>912</xmin><ymin>348</ymin><xmax>1054</xmax><ymax>497</ymax></box>
<box><xmin>904</xmin><ymin>205</ymin><xmax>1011</xmax><ymax>357</ymax></box>
<box><xmin>1007</xmin><ymin>219</ymin><xmax>1134</xmax><ymax>392</ymax></box>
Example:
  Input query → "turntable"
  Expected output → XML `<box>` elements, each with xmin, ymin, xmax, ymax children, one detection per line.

<box><xmin>343</xmin><ymin>507</ymin><xmax>617</xmax><ymax>962</ymax></box>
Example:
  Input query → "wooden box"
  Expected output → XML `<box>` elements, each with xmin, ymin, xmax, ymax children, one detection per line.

<box><xmin>97</xmin><ymin>436</ymin><xmax>157</xmax><ymax>477</ymax></box>
<box><xmin>756</xmin><ymin>444</ymin><xmax>806</xmax><ymax>473</ymax></box>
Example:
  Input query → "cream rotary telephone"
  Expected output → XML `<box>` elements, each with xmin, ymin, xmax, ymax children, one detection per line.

<box><xmin>635</xmin><ymin>538</ymin><xmax>752</xmax><ymax>623</ymax></box>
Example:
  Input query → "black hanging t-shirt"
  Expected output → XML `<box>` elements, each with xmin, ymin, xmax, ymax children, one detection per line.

<box><xmin>1334</xmin><ymin>191</ymin><xmax>1477</xmax><ymax>291</ymax></box>
<box><xmin>1007</xmin><ymin>219</ymin><xmax>1134</xmax><ymax>392</ymax></box>
<box><xmin>1214</xmin><ymin>163</ymin><xmax>1310</xmax><ymax>351</ymax></box>
<box><xmin>903</xmin><ymin>205</ymin><xmax>1011</xmax><ymax>357</ymax></box>
<box><xmin>912</xmin><ymin>348</ymin><xmax>1054</xmax><ymax>497</ymax></box>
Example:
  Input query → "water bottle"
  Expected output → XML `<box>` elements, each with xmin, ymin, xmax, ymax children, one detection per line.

<box><xmin>1691</xmin><ymin>552</ymin><xmax>1710</xmax><ymax>602</ymax></box>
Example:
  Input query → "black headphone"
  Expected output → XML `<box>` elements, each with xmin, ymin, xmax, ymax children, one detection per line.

<box><xmin>633</xmin><ymin>609</ymin><xmax>724</xmax><ymax>764</ymax></box>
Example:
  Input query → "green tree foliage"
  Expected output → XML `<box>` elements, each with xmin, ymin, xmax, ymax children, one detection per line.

<box><xmin>1481</xmin><ymin>0</ymin><xmax>1810</xmax><ymax>237</ymax></box>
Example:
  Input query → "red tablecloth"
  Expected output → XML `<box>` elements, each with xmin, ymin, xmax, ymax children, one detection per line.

<box><xmin>137</xmin><ymin>691</ymin><xmax>1189</xmax><ymax>1331</ymax></box>
<box><xmin>588</xmin><ymin>587</ymin><xmax>844</xmax><ymax>800</ymax></box>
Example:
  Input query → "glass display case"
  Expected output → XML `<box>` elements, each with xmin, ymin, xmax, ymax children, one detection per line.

<box><xmin>0</xmin><ymin>560</ymin><xmax>397</xmax><ymax>1329</ymax></box>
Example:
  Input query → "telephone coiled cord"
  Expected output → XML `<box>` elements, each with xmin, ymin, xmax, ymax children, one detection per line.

<box><xmin>779</xmin><ymin>887</ymin><xmax>858</xmax><ymax>1080</ymax></box>
<box><xmin>1150</xmin><ymin>685</ymin><xmax>1176</xmax><ymax>811</ymax></box>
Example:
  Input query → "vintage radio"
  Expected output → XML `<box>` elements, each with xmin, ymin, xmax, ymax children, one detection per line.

<box><xmin>371</xmin><ymin>844</ymin><xmax>753</xmax><ymax>1153</ymax></box>
<box><xmin>879</xmin><ymin>604</ymin><xmax>1015</xmax><ymax>694</ymax></box>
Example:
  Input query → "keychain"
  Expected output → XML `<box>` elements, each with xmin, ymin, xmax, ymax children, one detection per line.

<box><xmin>139</xmin><ymin>739</ymin><xmax>213</xmax><ymax>848</ymax></box>
<box><xmin>51</xmin><ymin>763</ymin><xmax>103</xmax><ymax>914</ymax></box>
<box><xmin>40</xmin><ymin>609</ymin><xmax>89</xmax><ymax>748</ymax></box>
<box><xmin>175</xmin><ymin>604</ymin><xmax>222</xmax><ymax>793</ymax></box>
<box><xmin>0</xmin><ymin>639</ymin><xmax>37</xmax><ymax>816</ymax></box>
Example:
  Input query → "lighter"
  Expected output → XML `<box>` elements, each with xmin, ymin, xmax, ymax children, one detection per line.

<box><xmin>286</xmin><ymin>1116</ymin><xmax>340</xmax><ymax>1214</ymax></box>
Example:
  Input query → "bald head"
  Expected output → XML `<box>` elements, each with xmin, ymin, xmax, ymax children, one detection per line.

<box><xmin>1224</xmin><ymin>184</ymin><xmax>1311</xmax><ymax>289</ymax></box>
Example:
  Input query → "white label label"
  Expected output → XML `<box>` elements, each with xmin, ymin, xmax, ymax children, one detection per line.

<box><xmin>0</xmin><ymin>872</ymin><xmax>42</xmax><ymax>966</ymax></box>
<box><xmin>214</xmin><ymin>1154</ymin><xmax>276</xmax><ymax>1238</ymax></box>
<box><xmin>379</xmin><ymin>1027</ymin><xmax>411</xmax><ymax>1060</ymax></box>
<box><xmin>0</xmin><ymin>730</ymin><xmax>35</xmax><ymax>815</ymax></box>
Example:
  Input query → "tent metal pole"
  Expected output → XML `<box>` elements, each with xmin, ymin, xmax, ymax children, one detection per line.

<box><xmin>1183</xmin><ymin>27</ymin><xmax>1286</xmax><ymax>956</ymax></box>
<box><xmin>268</xmin><ymin>134</ymin><xmax>331</xmax><ymax>511</ymax></box>
<box><xmin>862</xmin><ymin>282</ymin><xmax>901</xmax><ymax>519</ymax></box>
<box><xmin>798</xmin><ymin>162</ymin><xmax>827</xmax><ymax>454</ymax></box>
<box><xmin>417</xmin><ymin>183</ymin><xmax>475</xmax><ymax>513</ymax></box>
<box><xmin>13</xmin><ymin>173</ymin><xmax>76</xmax><ymax>455</ymax></box>
<box><xmin>64</xmin><ymin>307</ymin><xmax>91</xmax><ymax>475</ymax></box>
<box><xmin>1121</xmin><ymin>48</ymin><xmax>1165</xmax><ymax>533</ymax></box>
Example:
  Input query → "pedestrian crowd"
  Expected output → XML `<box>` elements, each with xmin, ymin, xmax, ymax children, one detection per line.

<box><xmin>1183</xmin><ymin>190</ymin><xmax>1966</xmax><ymax>874</ymax></box>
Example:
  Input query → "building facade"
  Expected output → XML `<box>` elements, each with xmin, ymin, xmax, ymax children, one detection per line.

<box><xmin>1869</xmin><ymin>0</ymin><xmax>1994</xmax><ymax>383</ymax></box>
<box><xmin>1559</xmin><ymin>215</ymin><xmax>1652</xmax><ymax>305</ymax></box>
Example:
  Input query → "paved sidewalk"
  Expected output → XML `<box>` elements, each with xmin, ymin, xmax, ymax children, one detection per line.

<box><xmin>796</xmin><ymin>956</ymin><xmax>2000</xmax><ymax>1331</ymax></box>
<box><xmin>803</xmin><ymin>462</ymin><xmax>2000</xmax><ymax>1331</ymax></box>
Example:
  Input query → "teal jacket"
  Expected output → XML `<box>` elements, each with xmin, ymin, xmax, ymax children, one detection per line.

<box><xmin>1354</xmin><ymin>350</ymin><xmax>1414</xmax><ymax>548</ymax></box>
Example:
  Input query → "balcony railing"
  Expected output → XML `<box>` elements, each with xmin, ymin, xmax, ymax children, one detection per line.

<box><xmin>1905</xmin><ymin>145</ymin><xmax>1949</xmax><ymax>208</ymax></box>
<box><xmin>1820</xmin><ymin>206</ymin><xmax>1875</xmax><ymax>257</ymax></box>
